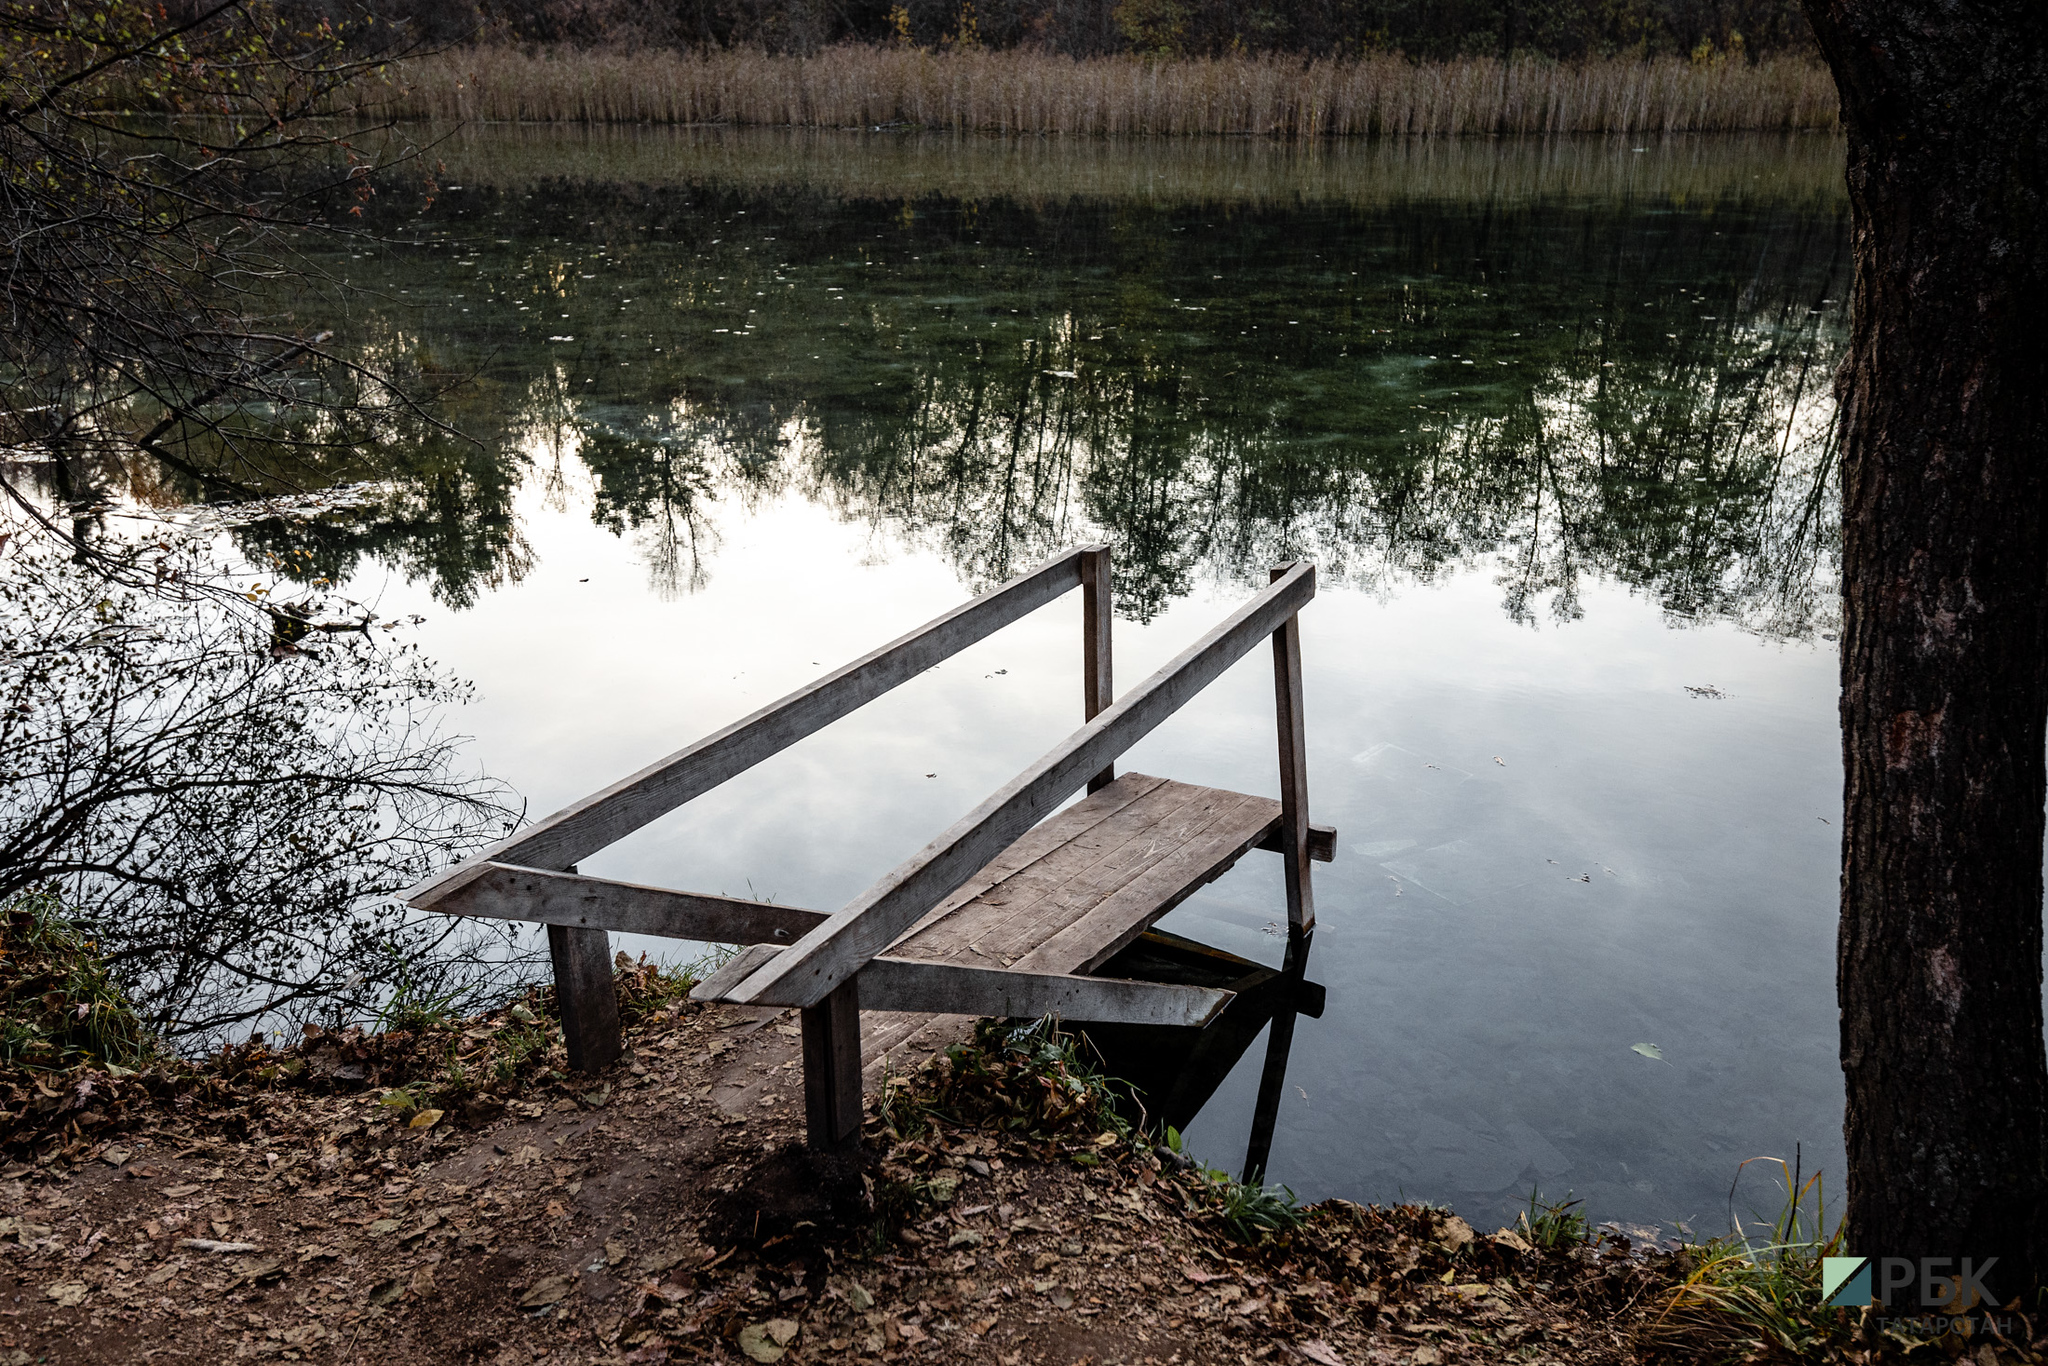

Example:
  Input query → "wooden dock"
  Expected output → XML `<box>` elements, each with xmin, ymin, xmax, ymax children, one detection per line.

<box><xmin>402</xmin><ymin>545</ymin><xmax>1328</xmax><ymax>1150</ymax></box>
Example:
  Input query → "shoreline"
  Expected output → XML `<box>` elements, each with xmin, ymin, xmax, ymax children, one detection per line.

<box><xmin>0</xmin><ymin>981</ymin><xmax>1673</xmax><ymax>1365</ymax></box>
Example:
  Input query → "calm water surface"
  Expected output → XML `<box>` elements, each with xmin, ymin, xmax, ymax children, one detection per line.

<box><xmin>292</xmin><ymin>128</ymin><xmax>1850</xmax><ymax>1235</ymax></box>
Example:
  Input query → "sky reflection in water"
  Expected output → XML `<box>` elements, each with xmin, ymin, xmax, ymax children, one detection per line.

<box><xmin>310</xmin><ymin>128</ymin><xmax>1848</xmax><ymax>1235</ymax></box>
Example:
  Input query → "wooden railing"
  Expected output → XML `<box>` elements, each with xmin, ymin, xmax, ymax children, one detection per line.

<box><xmin>402</xmin><ymin>546</ymin><xmax>1321</xmax><ymax>1115</ymax></box>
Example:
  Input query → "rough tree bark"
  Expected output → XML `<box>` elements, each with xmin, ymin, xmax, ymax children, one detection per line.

<box><xmin>1801</xmin><ymin>0</ymin><xmax>2048</xmax><ymax>1297</ymax></box>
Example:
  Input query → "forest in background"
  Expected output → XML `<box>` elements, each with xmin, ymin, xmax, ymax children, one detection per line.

<box><xmin>371</xmin><ymin>0</ymin><xmax>1813</xmax><ymax>63</ymax></box>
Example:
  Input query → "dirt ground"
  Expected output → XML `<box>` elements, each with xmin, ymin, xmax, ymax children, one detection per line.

<box><xmin>0</xmin><ymin>998</ymin><xmax>1757</xmax><ymax>1366</ymax></box>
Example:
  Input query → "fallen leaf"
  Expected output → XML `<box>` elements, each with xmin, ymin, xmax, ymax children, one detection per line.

<box><xmin>408</xmin><ymin>1109</ymin><xmax>444</xmax><ymax>1130</ymax></box>
<box><xmin>947</xmin><ymin>1230</ymin><xmax>984</xmax><ymax>1249</ymax></box>
<box><xmin>738</xmin><ymin>1319</ymin><xmax>801</xmax><ymax>1362</ymax></box>
<box><xmin>99</xmin><ymin>1147</ymin><xmax>132</xmax><ymax>1167</ymax></box>
<box><xmin>1439</xmin><ymin>1215</ymin><xmax>1476</xmax><ymax>1249</ymax></box>
<box><xmin>638</xmin><ymin>1241</ymin><xmax>694</xmax><ymax>1275</ymax></box>
<box><xmin>520</xmin><ymin>1274</ymin><xmax>576</xmax><ymax>1308</ymax></box>
<box><xmin>1296</xmin><ymin>1342</ymin><xmax>1347</xmax><ymax>1366</ymax></box>
<box><xmin>240</xmin><ymin>1258</ymin><xmax>286</xmax><ymax>1283</ymax></box>
<box><xmin>1412</xmin><ymin>1348</ymin><xmax>1443</xmax><ymax>1366</ymax></box>
<box><xmin>45</xmin><ymin>1282</ymin><xmax>88</xmax><ymax>1306</ymax></box>
<box><xmin>1491</xmin><ymin>1228</ymin><xmax>1536</xmax><ymax>1255</ymax></box>
<box><xmin>1630</xmin><ymin>1042</ymin><xmax>1667</xmax><ymax>1062</ymax></box>
<box><xmin>161</xmin><ymin>1184</ymin><xmax>201</xmax><ymax>1198</ymax></box>
<box><xmin>367</xmin><ymin>1219</ymin><xmax>402</xmax><ymax>1236</ymax></box>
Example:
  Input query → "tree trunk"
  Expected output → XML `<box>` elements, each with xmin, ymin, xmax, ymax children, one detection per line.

<box><xmin>1802</xmin><ymin>0</ymin><xmax>2048</xmax><ymax>1298</ymax></box>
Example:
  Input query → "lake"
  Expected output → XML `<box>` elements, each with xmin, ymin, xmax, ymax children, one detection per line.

<box><xmin>287</xmin><ymin>125</ymin><xmax>1850</xmax><ymax>1237</ymax></box>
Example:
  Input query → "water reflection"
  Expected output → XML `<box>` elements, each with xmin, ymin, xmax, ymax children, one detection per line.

<box><xmin>1088</xmin><ymin>926</ymin><xmax>1325</xmax><ymax>1186</ymax></box>
<box><xmin>209</xmin><ymin>137</ymin><xmax>1846</xmax><ymax>636</ymax></box>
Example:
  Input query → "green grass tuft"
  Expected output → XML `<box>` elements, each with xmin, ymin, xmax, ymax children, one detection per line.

<box><xmin>1519</xmin><ymin>1186</ymin><xmax>1590</xmax><ymax>1249</ymax></box>
<box><xmin>0</xmin><ymin>888</ymin><xmax>155</xmax><ymax>1074</ymax></box>
<box><xmin>1646</xmin><ymin>1155</ymin><xmax>1849</xmax><ymax>1359</ymax></box>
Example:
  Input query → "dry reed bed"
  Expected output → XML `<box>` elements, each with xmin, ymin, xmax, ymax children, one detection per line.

<box><xmin>424</xmin><ymin>123</ymin><xmax>1847</xmax><ymax>210</ymax></box>
<box><xmin>396</xmin><ymin>46</ymin><xmax>1838</xmax><ymax>137</ymax></box>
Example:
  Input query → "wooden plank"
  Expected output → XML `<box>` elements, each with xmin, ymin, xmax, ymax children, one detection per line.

<box><xmin>889</xmin><ymin>777</ymin><xmax>1276</xmax><ymax>972</ymax></box>
<box><xmin>400</xmin><ymin>546</ymin><xmax>1089</xmax><ymax>903</ymax></box>
<box><xmin>885</xmin><ymin>773</ymin><xmax>1170</xmax><ymax>947</ymax></box>
<box><xmin>883</xmin><ymin>774</ymin><xmax>1223</xmax><ymax>967</ymax></box>
<box><xmin>1256</xmin><ymin>823</ymin><xmax>1336</xmax><ymax>863</ymax></box>
<box><xmin>689</xmin><ymin>943</ymin><xmax>784</xmax><ymax>1002</ymax></box>
<box><xmin>1007</xmin><ymin>788</ymin><xmax>1282</xmax><ymax>974</ymax></box>
<box><xmin>1081</xmin><ymin>545</ymin><xmax>1115</xmax><ymax>794</ymax></box>
<box><xmin>414</xmin><ymin>862</ymin><xmax>827</xmax><ymax>944</ymax></box>
<box><xmin>725</xmin><ymin>562</ymin><xmax>1317</xmax><ymax>1010</ymax></box>
<box><xmin>861</xmin><ymin>957</ymin><xmax>1231</xmax><ymax>1026</ymax></box>
<box><xmin>802</xmin><ymin>979</ymin><xmax>863</xmax><ymax>1148</ymax></box>
<box><xmin>1270</xmin><ymin>564</ymin><xmax>1316</xmax><ymax>932</ymax></box>
<box><xmin>548</xmin><ymin>925</ymin><xmax>622</xmax><ymax>1073</ymax></box>
<box><xmin>697</xmin><ymin>948</ymin><xmax>1231</xmax><ymax>1026</ymax></box>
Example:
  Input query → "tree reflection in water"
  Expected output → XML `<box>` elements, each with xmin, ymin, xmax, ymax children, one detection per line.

<box><xmin>66</xmin><ymin>135</ymin><xmax>1849</xmax><ymax>637</ymax></box>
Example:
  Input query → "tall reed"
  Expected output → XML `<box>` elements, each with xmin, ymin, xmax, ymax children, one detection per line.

<box><xmin>392</xmin><ymin>46</ymin><xmax>1838</xmax><ymax>137</ymax></box>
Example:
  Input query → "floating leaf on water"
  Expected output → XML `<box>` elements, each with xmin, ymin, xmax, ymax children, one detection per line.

<box><xmin>1630</xmin><ymin>1042</ymin><xmax>1666</xmax><ymax>1061</ymax></box>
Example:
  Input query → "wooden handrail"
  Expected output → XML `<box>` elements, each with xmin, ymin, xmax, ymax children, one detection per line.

<box><xmin>415</xmin><ymin>862</ymin><xmax>828</xmax><ymax>944</ymax></box>
<box><xmin>724</xmin><ymin>562</ymin><xmax>1317</xmax><ymax>1010</ymax></box>
<box><xmin>400</xmin><ymin>545</ymin><xmax>1094</xmax><ymax>903</ymax></box>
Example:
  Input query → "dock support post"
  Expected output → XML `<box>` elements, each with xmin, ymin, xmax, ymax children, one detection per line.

<box><xmin>1270</xmin><ymin>564</ymin><xmax>1316</xmax><ymax>932</ymax></box>
<box><xmin>548</xmin><ymin>922</ymin><xmax>623</xmax><ymax>1073</ymax></box>
<box><xmin>801</xmin><ymin>978</ymin><xmax>864</xmax><ymax>1149</ymax></box>
<box><xmin>1081</xmin><ymin>544</ymin><xmax>1115</xmax><ymax>794</ymax></box>
<box><xmin>1243</xmin><ymin>926</ymin><xmax>1313</xmax><ymax>1187</ymax></box>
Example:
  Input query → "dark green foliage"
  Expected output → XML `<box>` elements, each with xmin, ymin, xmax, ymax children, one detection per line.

<box><xmin>464</xmin><ymin>0</ymin><xmax>1813</xmax><ymax>59</ymax></box>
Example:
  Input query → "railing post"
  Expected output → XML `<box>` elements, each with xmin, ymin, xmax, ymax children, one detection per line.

<box><xmin>801</xmin><ymin>977</ymin><xmax>863</xmax><ymax>1149</ymax></box>
<box><xmin>1081</xmin><ymin>544</ymin><xmax>1115</xmax><ymax>793</ymax></box>
<box><xmin>548</xmin><ymin>917</ymin><xmax>623</xmax><ymax>1074</ymax></box>
<box><xmin>1270</xmin><ymin>564</ymin><xmax>1316</xmax><ymax>932</ymax></box>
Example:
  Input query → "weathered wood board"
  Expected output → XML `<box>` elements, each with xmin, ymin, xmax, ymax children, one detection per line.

<box><xmin>886</xmin><ymin>772</ymin><xmax>1284</xmax><ymax>978</ymax></box>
